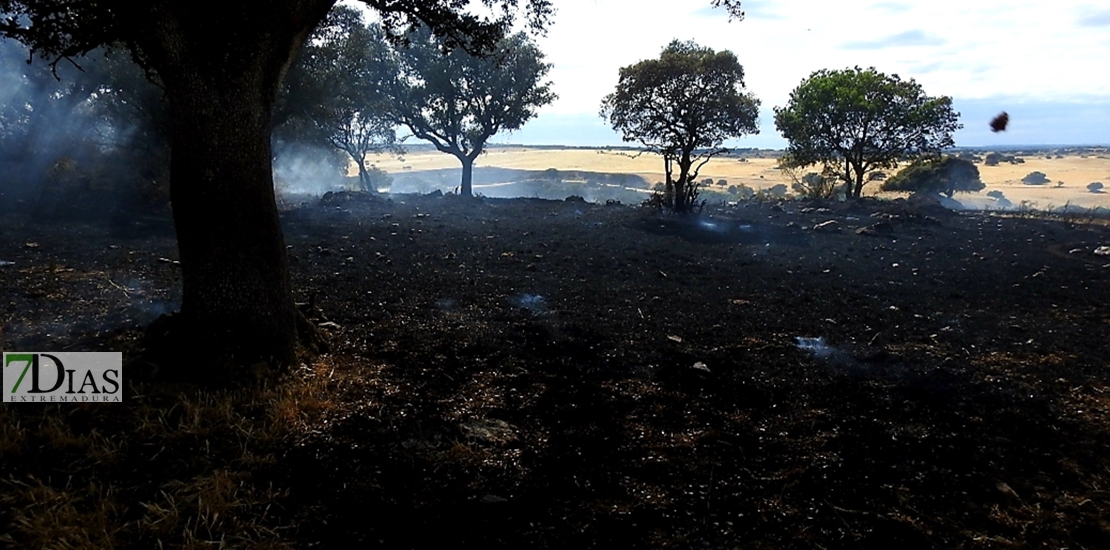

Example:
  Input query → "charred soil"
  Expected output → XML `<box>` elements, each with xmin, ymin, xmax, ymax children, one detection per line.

<box><xmin>3</xmin><ymin>194</ymin><xmax>1110</xmax><ymax>548</ymax></box>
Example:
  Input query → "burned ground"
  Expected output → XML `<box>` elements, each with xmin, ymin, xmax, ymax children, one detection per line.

<box><xmin>2</xmin><ymin>195</ymin><xmax>1110</xmax><ymax>548</ymax></box>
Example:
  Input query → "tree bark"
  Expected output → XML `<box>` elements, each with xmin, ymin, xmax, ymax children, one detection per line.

<box><xmin>459</xmin><ymin>154</ymin><xmax>474</xmax><ymax>197</ymax></box>
<box><xmin>167</xmin><ymin>71</ymin><xmax>298</xmax><ymax>368</ymax></box>
<box><xmin>137</xmin><ymin>0</ymin><xmax>333</xmax><ymax>373</ymax></box>
<box><xmin>354</xmin><ymin>154</ymin><xmax>370</xmax><ymax>191</ymax></box>
<box><xmin>673</xmin><ymin>149</ymin><xmax>693</xmax><ymax>213</ymax></box>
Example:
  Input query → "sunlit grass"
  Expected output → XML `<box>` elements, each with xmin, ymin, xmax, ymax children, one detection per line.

<box><xmin>0</xmin><ymin>358</ymin><xmax>352</xmax><ymax>549</ymax></box>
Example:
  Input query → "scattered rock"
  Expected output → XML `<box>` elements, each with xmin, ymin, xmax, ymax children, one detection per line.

<box><xmin>996</xmin><ymin>481</ymin><xmax>1021</xmax><ymax>500</ymax></box>
<box><xmin>460</xmin><ymin>418</ymin><xmax>517</xmax><ymax>445</ymax></box>
<box><xmin>856</xmin><ymin>222</ymin><xmax>894</xmax><ymax>237</ymax></box>
<box><xmin>1094</xmin><ymin>246</ymin><xmax>1110</xmax><ymax>256</ymax></box>
<box><xmin>692</xmin><ymin>361</ymin><xmax>711</xmax><ymax>373</ymax></box>
<box><xmin>813</xmin><ymin>220</ymin><xmax>840</xmax><ymax>232</ymax></box>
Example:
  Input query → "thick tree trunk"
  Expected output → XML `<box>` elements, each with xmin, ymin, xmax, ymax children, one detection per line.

<box><xmin>673</xmin><ymin>151</ymin><xmax>694</xmax><ymax>213</ymax></box>
<box><xmin>355</xmin><ymin>155</ymin><xmax>370</xmax><ymax>191</ymax></box>
<box><xmin>459</xmin><ymin>155</ymin><xmax>474</xmax><ymax>197</ymax></box>
<box><xmin>168</xmin><ymin>72</ymin><xmax>298</xmax><ymax>368</ymax></box>
<box><xmin>136</xmin><ymin>0</ymin><xmax>334</xmax><ymax>374</ymax></box>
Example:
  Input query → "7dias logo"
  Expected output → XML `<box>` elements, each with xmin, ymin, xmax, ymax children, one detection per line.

<box><xmin>3</xmin><ymin>352</ymin><xmax>122</xmax><ymax>403</ymax></box>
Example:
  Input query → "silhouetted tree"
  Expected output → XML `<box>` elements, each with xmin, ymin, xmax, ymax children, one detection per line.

<box><xmin>383</xmin><ymin>27</ymin><xmax>555</xmax><ymax>197</ymax></box>
<box><xmin>277</xmin><ymin>6</ymin><xmax>398</xmax><ymax>192</ymax></box>
<box><xmin>775</xmin><ymin>67</ymin><xmax>961</xmax><ymax>199</ymax></box>
<box><xmin>881</xmin><ymin>156</ymin><xmax>984</xmax><ymax>197</ymax></box>
<box><xmin>600</xmin><ymin>40</ymin><xmax>760</xmax><ymax>212</ymax></box>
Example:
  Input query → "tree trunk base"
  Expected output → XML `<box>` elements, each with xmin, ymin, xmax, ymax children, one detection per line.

<box><xmin>130</xmin><ymin>309</ymin><xmax>328</xmax><ymax>385</ymax></box>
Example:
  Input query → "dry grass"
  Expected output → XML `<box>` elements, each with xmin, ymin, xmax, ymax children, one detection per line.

<box><xmin>0</xmin><ymin>358</ymin><xmax>355</xmax><ymax>550</ymax></box>
<box><xmin>366</xmin><ymin>146</ymin><xmax>1110</xmax><ymax>208</ymax></box>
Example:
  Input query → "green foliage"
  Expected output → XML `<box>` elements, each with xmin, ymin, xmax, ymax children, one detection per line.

<box><xmin>774</xmin><ymin>66</ymin><xmax>961</xmax><ymax>198</ymax></box>
<box><xmin>791</xmin><ymin>171</ymin><xmax>838</xmax><ymax>199</ymax></box>
<box><xmin>383</xmin><ymin>27</ymin><xmax>554</xmax><ymax>196</ymax></box>
<box><xmin>881</xmin><ymin>156</ymin><xmax>984</xmax><ymax>197</ymax></box>
<box><xmin>1022</xmin><ymin>171</ymin><xmax>1050</xmax><ymax>185</ymax></box>
<box><xmin>600</xmin><ymin>40</ymin><xmax>760</xmax><ymax>212</ymax></box>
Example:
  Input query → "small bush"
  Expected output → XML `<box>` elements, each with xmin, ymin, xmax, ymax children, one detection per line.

<box><xmin>1022</xmin><ymin>171</ymin><xmax>1050</xmax><ymax>185</ymax></box>
<box><xmin>791</xmin><ymin>172</ymin><xmax>837</xmax><ymax>199</ymax></box>
<box><xmin>758</xmin><ymin>184</ymin><xmax>788</xmax><ymax>199</ymax></box>
<box><xmin>881</xmin><ymin>156</ymin><xmax>984</xmax><ymax>197</ymax></box>
<box><xmin>1088</xmin><ymin>182</ymin><xmax>1104</xmax><ymax>193</ymax></box>
<box><xmin>987</xmin><ymin>190</ymin><xmax>1005</xmax><ymax>199</ymax></box>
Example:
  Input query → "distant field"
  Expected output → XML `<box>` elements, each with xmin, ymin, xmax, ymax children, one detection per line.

<box><xmin>363</xmin><ymin>147</ymin><xmax>1110</xmax><ymax>210</ymax></box>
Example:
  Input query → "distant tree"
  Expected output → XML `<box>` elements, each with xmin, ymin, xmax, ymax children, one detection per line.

<box><xmin>383</xmin><ymin>27</ymin><xmax>554</xmax><ymax>197</ymax></box>
<box><xmin>881</xmin><ymin>156</ymin><xmax>984</xmax><ymax>197</ymax></box>
<box><xmin>601</xmin><ymin>40</ymin><xmax>760</xmax><ymax>212</ymax></box>
<box><xmin>277</xmin><ymin>6</ymin><xmax>399</xmax><ymax>193</ymax></box>
<box><xmin>1088</xmin><ymin>182</ymin><xmax>1104</xmax><ymax>193</ymax></box>
<box><xmin>774</xmin><ymin>67</ymin><xmax>961</xmax><ymax>199</ymax></box>
<box><xmin>1022</xmin><ymin>171</ymin><xmax>1049</xmax><ymax>185</ymax></box>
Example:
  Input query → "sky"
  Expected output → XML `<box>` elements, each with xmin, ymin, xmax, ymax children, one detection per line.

<box><xmin>479</xmin><ymin>0</ymin><xmax>1110</xmax><ymax>148</ymax></box>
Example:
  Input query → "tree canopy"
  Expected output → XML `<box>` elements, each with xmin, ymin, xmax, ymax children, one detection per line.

<box><xmin>774</xmin><ymin>67</ymin><xmax>961</xmax><ymax>199</ymax></box>
<box><xmin>600</xmin><ymin>40</ymin><xmax>759</xmax><ymax>212</ymax></box>
<box><xmin>277</xmin><ymin>6</ymin><xmax>399</xmax><ymax>192</ymax></box>
<box><xmin>382</xmin><ymin>26</ymin><xmax>554</xmax><ymax>197</ymax></box>
<box><xmin>880</xmin><ymin>156</ymin><xmax>984</xmax><ymax>198</ymax></box>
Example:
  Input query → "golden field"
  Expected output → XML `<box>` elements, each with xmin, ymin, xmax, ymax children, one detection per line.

<box><xmin>364</xmin><ymin>146</ymin><xmax>1110</xmax><ymax>209</ymax></box>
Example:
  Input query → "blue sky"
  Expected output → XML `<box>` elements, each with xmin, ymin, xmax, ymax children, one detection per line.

<box><xmin>486</xmin><ymin>0</ymin><xmax>1110</xmax><ymax>148</ymax></box>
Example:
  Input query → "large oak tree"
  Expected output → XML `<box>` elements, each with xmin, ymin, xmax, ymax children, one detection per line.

<box><xmin>600</xmin><ymin>40</ymin><xmax>760</xmax><ymax>212</ymax></box>
<box><xmin>774</xmin><ymin>67</ymin><xmax>962</xmax><ymax>199</ymax></box>
<box><xmin>0</xmin><ymin>0</ymin><xmax>745</xmax><ymax>377</ymax></box>
<box><xmin>383</xmin><ymin>27</ymin><xmax>554</xmax><ymax>197</ymax></box>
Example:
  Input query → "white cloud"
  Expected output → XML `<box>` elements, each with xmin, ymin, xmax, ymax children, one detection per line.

<box><xmin>347</xmin><ymin>0</ymin><xmax>1110</xmax><ymax>146</ymax></box>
